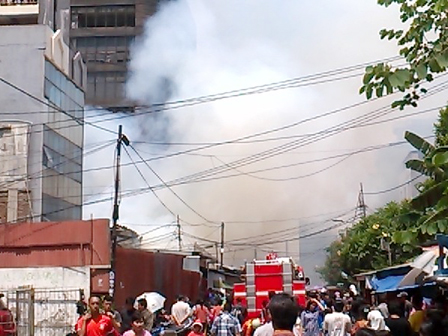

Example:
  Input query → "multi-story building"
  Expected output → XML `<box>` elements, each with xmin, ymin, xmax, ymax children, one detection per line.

<box><xmin>0</xmin><ymin>0</ymin><xmax>86</xmax><ymax>222</ymax></box>
<box><xmin>70</xmin><ymin>0</ymin><xmax>159</xmax><ymax>110</ymax></box>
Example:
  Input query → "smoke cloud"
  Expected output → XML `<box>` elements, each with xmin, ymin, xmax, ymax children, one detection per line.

<box><xmin>84</xmin><ymin>0</ymin><xmax>444</xmax><ymax>284</ymax></box>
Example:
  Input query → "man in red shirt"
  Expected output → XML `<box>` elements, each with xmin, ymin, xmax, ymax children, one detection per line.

<box><xmin>76</xmin><ymin>296</ymin><xmax>115</xmax><ymax>336</ymax></box>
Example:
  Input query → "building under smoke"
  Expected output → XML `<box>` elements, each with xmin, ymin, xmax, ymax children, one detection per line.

<box><xmin>69</xmin><ymin>0</ymin><xmax>159</xmax><ymax>111</ymax></box>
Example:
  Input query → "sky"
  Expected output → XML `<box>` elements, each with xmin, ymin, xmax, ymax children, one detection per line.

<box><xmin>83</xmin><ymin>0</ymin><xmax>446</xmax><ymax>285</ymax></box>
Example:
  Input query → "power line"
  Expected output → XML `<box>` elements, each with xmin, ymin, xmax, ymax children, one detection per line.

<box><xmin>122</xmin><ymin>146</ymin><xmax>177</xmax><ymax>217</ymax></box>
<box><xmin>364</xmin><ymin>175</ymin><xmax>424</xmax><ymax>195</ymax></box>
<box><xmin>183</xmin><ymin>209</ymin><xmax>356</xmax><ymax>248</ymax></box>
<box><xmin>147</xmin><ymin>104</ymin><xmax>445</xmax><ymax>189</ymax></box>
<box><xmin>0</xmin><ymin>76</ymin><xmax>116</xmax><ymax>135</ymax></box>
<box><xmin>21</xmin><ymin>101</ymin><xmax>440</xmax><ymax>222</ymax></box>
<box><xmin>0</xmin><ymin>140</ymin><xmax>115</xmax><ymax>190</ymax></box>
<box><xmin>13</xmin><ymin>88</ymin><xmax>446</xmax><ymax>221</ymax></box>
<box><xmin>150</xmin><ymin>105</ymin><xmax>399</xmax><ymax>188</ymax></box>
<box><xmin>0</xmin><ymin>55</ymin><xmax>402</xmax><ymax>118</ymax></box>
<box><xmin>1</xmin><ymin>74</ymin><xmax>444</xmax><ymax>193</ymax></box>
<box><xmin>0</xmin><ymin>56</ymin><xmax>404</xmax><ymax>145</ymax></box>
<box><xmin>129</xmin><ymin>145</ymin><xmax>218</xmax><ymax>224</ymax></box>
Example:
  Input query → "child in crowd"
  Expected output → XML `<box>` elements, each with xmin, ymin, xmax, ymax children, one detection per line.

<box><xmin>123</xmin><ymin>311</ymin><xmax>151</xmax><ymax>336</ymax></box>
<box><xmin>188</xmin><ymin>320</ymin><xmax>204</xmax><ymax>336</ymax></box>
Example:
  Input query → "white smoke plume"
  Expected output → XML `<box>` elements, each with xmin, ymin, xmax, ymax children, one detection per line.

<box><xmin>84</xmin><ymin>0</ymin><xmax>444</xmax><ymax>284</ymax></box>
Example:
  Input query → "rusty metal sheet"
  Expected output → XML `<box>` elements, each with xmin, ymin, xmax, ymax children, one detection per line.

<box><xmin>0</xmin><ymin>219</ymin><xmax>110</xmax><ymax>267</ymax></box>
<box><xmin>115</xmin><ymin>248</ymin><xmax>203</xmax><ymax>308</ymax></box>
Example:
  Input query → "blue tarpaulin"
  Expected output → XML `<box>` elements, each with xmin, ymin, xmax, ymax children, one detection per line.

<box><xmin>371</xmin><ymin>274</ymin><xmax>405</xmax><ymax>293</ymax></box>
<box><xmin>371</xmin><ymin>274</ymin><xmax>436</xmax><ymax>293</ymax></box>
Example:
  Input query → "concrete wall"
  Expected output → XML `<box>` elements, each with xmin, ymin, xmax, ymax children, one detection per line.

<box><xmin>0</xmin><ymin>266</ymin><xmax>90</xmax><ymax>293</ymax></box>
<box><xmin>0</xmin><ymin>266</ymin><xmax>89</xmax><ymax>336</ymax></box>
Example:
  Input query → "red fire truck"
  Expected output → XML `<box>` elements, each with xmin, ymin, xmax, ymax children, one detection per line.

<box><xmin>233</xmin><ymin>254</ymin><xmax>307</xmax><ymax>319</ymax></box>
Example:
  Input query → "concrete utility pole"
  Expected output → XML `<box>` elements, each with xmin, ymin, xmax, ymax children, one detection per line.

<box><xmin>220</xmin><ymin>222</ymin><xmax>225</xmax><ymax>268</ymax></box>
<box><xmin>110</xmin><ymin>125</ymin><xmax>129</xmax><ymax>298</ymax></box>
<box><xmin>177</xmin><ymin>215</ymin><xmax>182</xmax><ymax>251</ymax></box>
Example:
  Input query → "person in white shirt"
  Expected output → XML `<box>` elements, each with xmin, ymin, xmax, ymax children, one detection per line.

<box><xmin>171</xmin><ymin>295</ymin><xmax>192</xmax><ymax>326</ymax></box>
<box><xmin>367</xmin><ymin>308</ymin><xmax>389</xmax><ymax>331</ymax></box>
<box><xmin>323</xmin><ymin>300</ymin><xmax>351</xmax><ymax>336</ymax></box>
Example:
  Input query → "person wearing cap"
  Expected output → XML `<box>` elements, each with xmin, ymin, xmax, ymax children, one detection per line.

<box><xmin>189</xmin><ymin>320</ymin><xmax>204</xmax><ymax>336</ymax></box>
<box><xmin>397</xmin><ymin>292</ymin><xmax>412</xmax><ymax>319</ymax></box>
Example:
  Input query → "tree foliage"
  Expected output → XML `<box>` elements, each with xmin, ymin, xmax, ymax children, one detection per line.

<box><xmin>318</xmin><ymin>201</ymin><xmax>425</xmax><ymax>284</ymax></box>
<box><xmin>319</xmin><ymin>109</ymin><xmax>448</xmax><ymax>285</ymax></box>
<box><xmin>396</xmin><ymin>107</ymin><xmax>448</xmax><ymax>241</ymax></box>
<box><xmin>360</xmin><ymin>0</ymin><xmax>448</xmax><ymax>109</ymax></box>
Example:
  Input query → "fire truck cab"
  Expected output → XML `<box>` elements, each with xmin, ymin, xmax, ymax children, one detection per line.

<box><xmin>233</xmin><ymin>254</ymin><xmax>306</xmax><ymax>319</ymax></box>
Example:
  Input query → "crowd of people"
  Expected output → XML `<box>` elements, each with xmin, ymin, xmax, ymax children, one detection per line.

<box><xmin>286</xmin><ymin>288</ymin><xmax>448</xmax><ymax>336</ymax></box>
<box><xmin>72</xmin><ymin>286</ymin><xmax>448</xmax><ymax>336</ymax></box>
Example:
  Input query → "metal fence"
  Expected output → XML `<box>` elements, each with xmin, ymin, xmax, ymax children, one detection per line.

<box><xmin>2</xmin><ymin>287</ymin><xmax>82</xmax><ymax>336</ymax></box>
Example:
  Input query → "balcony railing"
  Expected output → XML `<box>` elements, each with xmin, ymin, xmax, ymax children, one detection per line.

<box><xmin>0</xmin><ymin>0</ymin><xmax>38</xmax><ymax>5</ymax></box>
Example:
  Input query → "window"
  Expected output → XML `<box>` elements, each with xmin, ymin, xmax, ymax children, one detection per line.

<box><xmin>71</xmin><ymin>5</ymin><xmax>135</xmax><ymax>28</ymax></box>
<box><xmin>75</xmin><ymin>36</ymin><xmax>133</xmax><ymax>65</ymax></box>
<box><xmin>42</xmin><ymin>193</ymin><xmax>81</xmax><ymax>221</ymax></box>
<box><xmin>87</xmin><ymin>72</ymin><xmax>126</xmax><ymax>100</ymax></box>
<box><xmin>44</xmin><ymin>60</ymin><xmax>84</xmax><ymax>121</ymax></box>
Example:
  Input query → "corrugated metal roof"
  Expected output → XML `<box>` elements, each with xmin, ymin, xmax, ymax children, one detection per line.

<box><xmin>0</xmin><ymin>219</ymin><xmax>110</xmax><ymax>267</ymax></box>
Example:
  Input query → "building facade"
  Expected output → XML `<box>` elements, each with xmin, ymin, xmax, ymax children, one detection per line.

<box><xmin>0</xmin><ymin>2</ymin><xmax>86</xmax><ymax>222</ymax></box>
<box><xmin>70</xmin><ymin>0</ymin><xmax>159</xmax><ymax>110</ymax></box>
